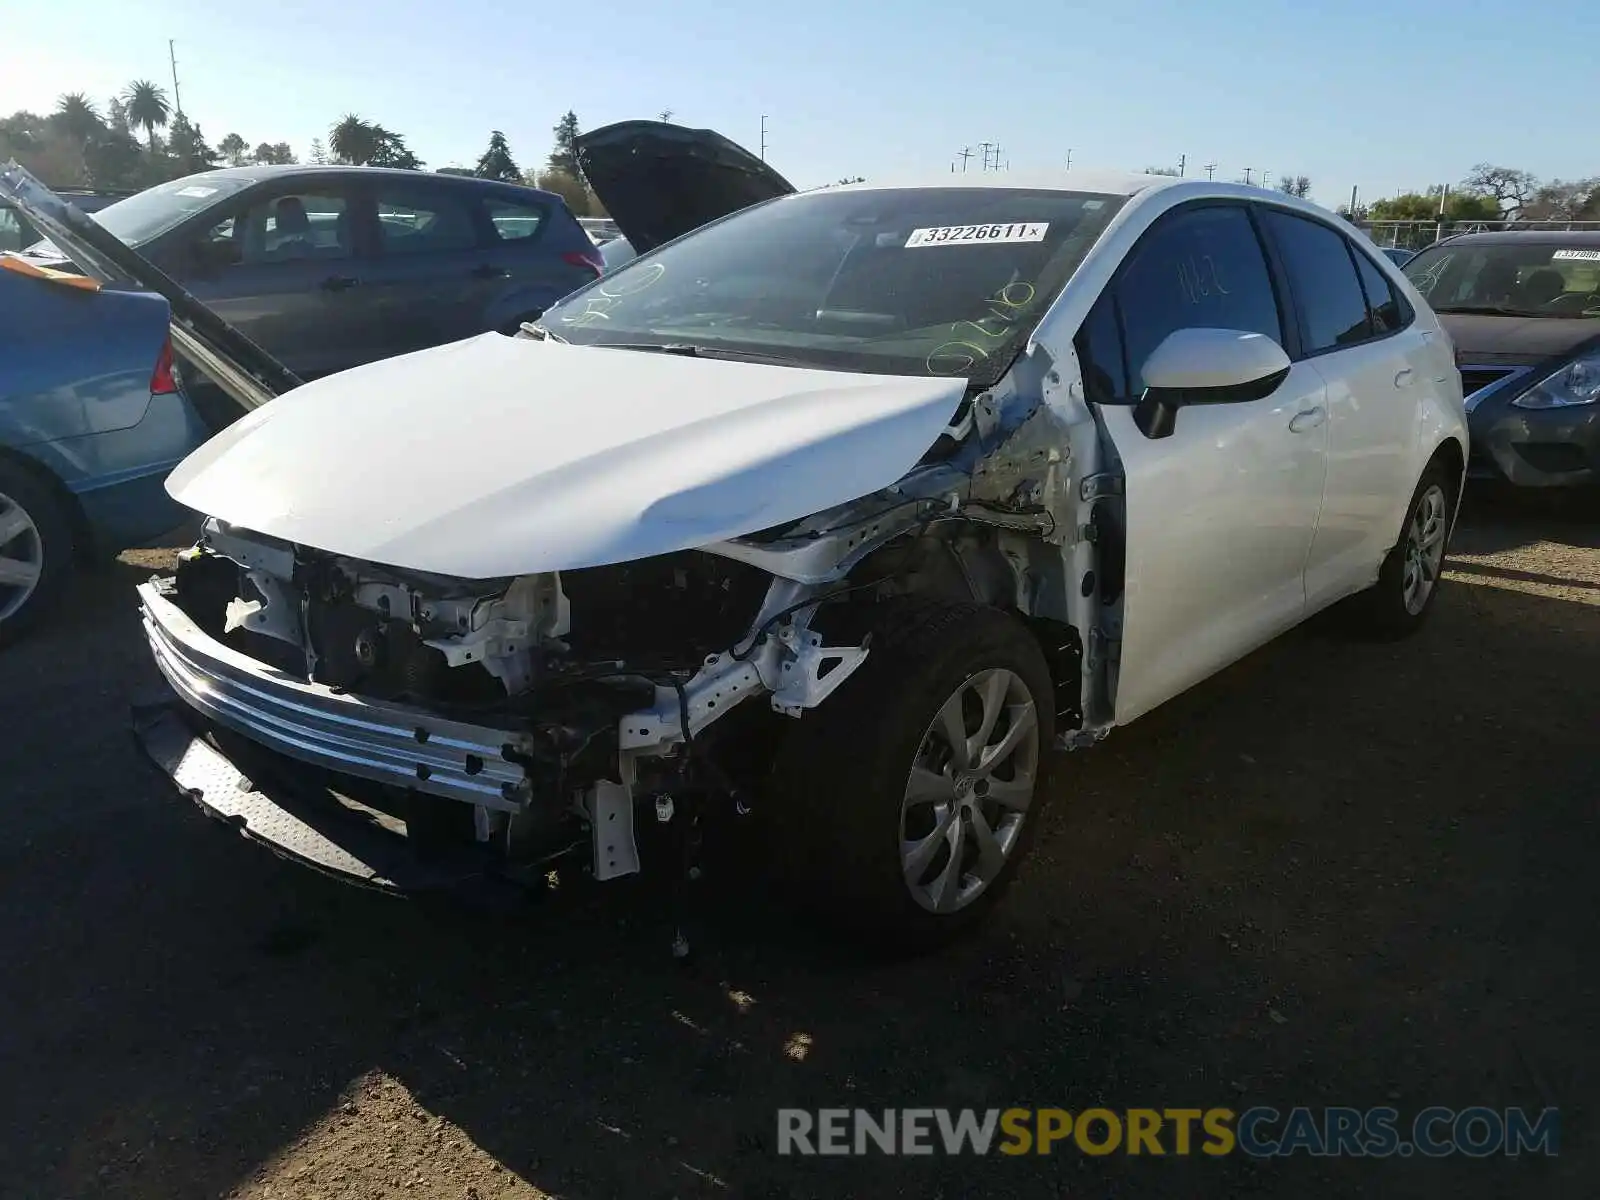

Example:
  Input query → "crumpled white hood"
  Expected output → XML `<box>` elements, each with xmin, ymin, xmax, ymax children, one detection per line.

<box><xmin>166</xmin><ymin>334</ymin><xmax>965</xmax><ymax>578</ymax></box>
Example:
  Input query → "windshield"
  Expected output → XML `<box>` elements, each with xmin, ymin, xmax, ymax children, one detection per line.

<box><xmin>1404</xmin><ymin>242</ymin><xmax>1600</xmax><ymax>318</ymax></box>
<box><xmin>541</xmin><ymin>187</ymin><xmax>1128</xmax><ymax>385</ymax></box>
<box><xmin>24</xmin><ymin>173</ymin><xmax>253</xmax><ymax>253</ymax></box>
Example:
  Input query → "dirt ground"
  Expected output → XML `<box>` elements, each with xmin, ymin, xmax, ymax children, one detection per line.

<box><xmin>0</xmin><ymin>490</ymin><xmax>1595</xmax><ymax>1200</ymax></box>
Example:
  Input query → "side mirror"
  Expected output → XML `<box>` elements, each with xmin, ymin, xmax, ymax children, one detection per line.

<box><xmin>1133</xmin><ymin>328</ymin><xmax>1292</xmax><ymax>439</ymax></box>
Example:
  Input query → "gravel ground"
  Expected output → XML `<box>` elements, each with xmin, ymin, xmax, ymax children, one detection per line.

<box><xmin>0</xmin><ymin>490</ymin><xmax>1594</xmax><ymax>1200</ymax></box>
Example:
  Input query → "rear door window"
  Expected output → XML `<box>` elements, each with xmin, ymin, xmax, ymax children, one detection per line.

<box><xmin>486</xmin><ymin>198</ymin><xmax>547</xmax><ymax>243</ymax></box>
<box><xmin>374</xmin><ymin>187</ymin><xmax>480</xmax><ymax>256</ymax></box>
<box><xmin>1111</xmin><ymin>204</ymin><xmax>1283</xmax><ymax>396</ymax></box>
<box><xmin>1350</xmin><ymin>244</ymin><xmax>1412</xmax><ymax>335</ymax></box>
<box><xmin>1261</xmin><ymin>209</ymin><xmax>1372</xmax><ymax>354</ymax></box>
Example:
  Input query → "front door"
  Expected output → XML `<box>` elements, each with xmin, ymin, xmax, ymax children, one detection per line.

<box><xmin>1077</xmin><ymin>203</ymin><xmax>1330</xmax><ymax>725</ymax></box>
<box><xmin>163</xmin><ymin>182</ymin><xmax>374</xmax><ymax>379</ymax></box>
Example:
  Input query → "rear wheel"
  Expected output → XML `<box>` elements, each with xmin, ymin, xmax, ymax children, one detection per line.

<box><xmin>1344</xmin><ymin>462</ymin><xmax>1455</xmax><ymax>639</ymax></box>
<box><xmin>768</xmin><ymin>602</ymin><xmax>1056</xmax><ymax>951</ymax></box>
<box><xmin>0</xmin><ymin>460</ymin><xmax>75</xmax><ymax>648</ymax></box>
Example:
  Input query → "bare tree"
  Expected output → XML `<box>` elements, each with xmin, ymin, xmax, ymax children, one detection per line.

<box><xmin>1462</xmin><ymin>164</ymin><xmax>1537</xmax><ymax>220</ymax></box>
<box><xmin>1277</xmin><ymin>174</ymin><xmax>1312</xmax><ymax>198</ymax></box>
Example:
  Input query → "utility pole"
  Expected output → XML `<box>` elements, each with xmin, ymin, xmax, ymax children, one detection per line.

<box><xmin>979</xmin><ymin>141</ymin><xmax>994</xmax><ymax>171</ymax></box>
<box><xmin>1178</xmin><ymin>153</ymin><xmax>1186</xmax><ymax>177</ymax></box>
<box><xmin>168</xmin><ymin>38</ymin><xmax>183</xmax><ymax>115</ymax></box>
<box><xmin>1349</xmin><ymin>184</ymin><xmax>1359</xmax><ymax>214</ymax></box>
<box><xmin>759</xmin><ymin>115</ymin><xmax>768</xmax><ymax>162</ymax></box>
<box><xmin>1242</xmin><ymin>167</ymin><xmax>1253</xmax><ymax>185</ymax></box>
<box><xmin>1261</xmin><ymin>169</ymin><xmax>1271</xmax><ymax>190</ymax></box>
<box><xmin>1204</xmin><ymin>162</ymin><xmax>1217</xmax><ymax>180</ymax></box>
<box><xmin>1065</xmin><ymin>148</ymin><xmax>1073</xmax><ymax>170</ymax></box>
<box><xmin>958</xmin><ymin>146</ymin><xmax>973</xmax><ymax>172</ymax></box>
<box><xmin>993</xmin><ymin>145</ymin><xmax>1004</xmax><ymax>171</ymax></box>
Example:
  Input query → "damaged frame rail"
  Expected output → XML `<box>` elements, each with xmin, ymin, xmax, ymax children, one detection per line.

<box><xmin>0</xmin><ymin>161</ymin><xmax>300</xmax><ymax>412</ymax></box>
<box><xmin>134</xmin><ymin>567</ymin><xmax>872</xmax><ymax>890</ymax></box>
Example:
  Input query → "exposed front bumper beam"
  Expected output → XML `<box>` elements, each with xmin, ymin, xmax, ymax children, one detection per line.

<box><xmin>138</xmin><ymin>580</ymin><xmax>533</xmax><ymax>810</ymax></box>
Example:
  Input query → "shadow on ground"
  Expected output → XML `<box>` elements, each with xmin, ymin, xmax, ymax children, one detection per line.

<box><xmin>0</xmin><ymin>512</ymin><xmax>1593</xmax><ymax>1200</ymax></box>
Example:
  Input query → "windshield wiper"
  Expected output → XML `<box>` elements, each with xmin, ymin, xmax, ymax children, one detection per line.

<box><xmin>1432</xmin><ymin>304</ymin><xmax>1547</xmax><ymax>317</ymax></box>
<box><xmin>593</xmin><ymin>342</ymin><xmax>816</xmax><ymax>369</ymax></box>
<box><xmin>518</xmin><ymin>322</ymin><xmax>567</xmax><ymax>343</ymax></box>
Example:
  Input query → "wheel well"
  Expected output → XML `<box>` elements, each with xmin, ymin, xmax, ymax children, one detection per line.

<box><xmin>1429</xmin><ymin>437</ymin><xmax>1466</xmax><ymax>495</ymax></box>
<box><xmin>0</xmin><ymin>446</ymin><xmax>92</xmax><ymax>559</ymax></box>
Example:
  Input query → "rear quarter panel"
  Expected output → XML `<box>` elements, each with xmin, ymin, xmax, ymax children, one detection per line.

<box><xmin>0</xmin><ymin>269</ymin><xmax>174</xmax><ymax>444</ymax></box>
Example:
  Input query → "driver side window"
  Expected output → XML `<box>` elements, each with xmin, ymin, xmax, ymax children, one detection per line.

<box><xmin>1077</xmin><ymin>205</ymin><xmax>1284</xmax><ymax>404</ymax></box>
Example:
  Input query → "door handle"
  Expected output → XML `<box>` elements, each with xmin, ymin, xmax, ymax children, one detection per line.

<box><xmin>320</xmin><ymin>275</ymin><xmax>359</xmax><ymax>292</ymax></box>
<box><xmin>470</xmin><ymin>264</ymin><xmax>511</xmax><ymax>280</ymax></box>
<box><xmin>1288</xmin><ymin>406</ymin><xmax>1327</xmax><ymax>434</ymax></box>
<box><xmin>1394</xmin><ymin>368</ymin><xmax>1415</xmax><ymax>388</ymax></box>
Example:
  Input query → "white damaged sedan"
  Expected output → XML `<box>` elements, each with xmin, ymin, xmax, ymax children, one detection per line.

<box><xmin>128</xmin><ymin>134</ymin><xmax>1468</xmax><ymax>948</ymax></box>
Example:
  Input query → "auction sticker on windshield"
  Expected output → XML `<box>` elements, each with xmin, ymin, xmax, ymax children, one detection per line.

<box><xmin>1552</xmin><ymin>249</ymin><xmax>1600</xmax><ymax>261</ymax></box>
<box><xmin>905</xmin><ymin>223</ymin><xmax>1048</xmax><ymax>248</ymax></box>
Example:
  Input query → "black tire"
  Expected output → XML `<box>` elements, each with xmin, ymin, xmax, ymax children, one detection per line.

<box><xmin>767</xmin><ymin>601</ymin><xmax>1056</xmax><ymax>952</ymax></box>
<box><xmin>1343</xmin><ymin>461</ymin><xmax>1457</xmax><ymax>640</ymax></box>
<box><xmin>0</xmin><ymin>458</ymin><xmax>75</xmax><ymax>649</ymax></box>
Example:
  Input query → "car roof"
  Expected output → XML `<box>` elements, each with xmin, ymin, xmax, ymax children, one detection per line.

<box><xmin>166</xmin><ymin>164</ymin><xmax>566</xmax><ymax>202</ymax></box>
<box><xmin>1434</xmin><ymin>228</ymin><xmax>1600</xmax><ymax>247</ymax></box>
<box><xmin>821</xmin><ymin>168</ymin><xmax>1179</xmax><ymax>198</ymax></box>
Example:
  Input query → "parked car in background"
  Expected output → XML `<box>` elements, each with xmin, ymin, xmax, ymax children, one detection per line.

<box><xmin>577</xmin><ymin>216</ymin><xmax>621</xmax><ymax>245</ymax></box>
<box><xmin>0</xmin><ymin>255</ymin><xmax>208</xmax><ymax>644</ymax></box>
<box><xmin>0</xmin><ymin>188</ymin><xmax>129</xmax><ymax>252</ymax></box>
<box><xmin>575</xmin><ymin>119</ymin><xmax>797</xmax><ymax>273</ymax></box>
<box><xmin>1404</xmin><ymin>230</ymin><xmax>1600</xmax><ymax>487</ymax></box>
<box><xmin>15</xmin><ymin>166</ymin><xmax>603</xmax><ymax>394</ymax></box>
<box><xmin>22</xmin><ymin>133</ymin><xmax>1467</xmax><ymax>947</ymax></box>
<box><xmin>1379</xmin><ymin>246</ymin><xmax>1415</xmax><ymax>267</ymax></box>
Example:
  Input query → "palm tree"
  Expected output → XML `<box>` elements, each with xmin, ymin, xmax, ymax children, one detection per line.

<box><xmin>329</xmin><ymin>113</ymin><xmax>378</xmax><ymax>166</ymax></box>
<box><xmin>122</xmin><ymin>80</ymin><xmax>171</xmax><ymax>152</ymax></box>
<box><xmin>53</xmin><ymin>93</ymin><xmax>103</xmax><ymax>144</ymax></box>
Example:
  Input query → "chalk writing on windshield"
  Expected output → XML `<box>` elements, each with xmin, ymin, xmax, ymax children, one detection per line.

<box><xmin>558</xmin><ymin>261</ymin><xmax>667</xmax><ymax>327</ymax></box>
<box><xmin>925</xmin><ymin>280</ymin><xmax>1037</xmax><ymax>376</ymax></box>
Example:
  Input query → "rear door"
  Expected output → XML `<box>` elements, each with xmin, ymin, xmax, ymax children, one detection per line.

<box><xmin>1078</xmin><ymin>202</ymin><xmax>1330</xmax><ymax>725</ymax></box>
<box><xmin>358</xmin><ymin>179</ymin><xmax>493</xmax><ymax>356</ymax></box>
<box><xmin>479</xmin><ymin>192</ymin><xmax>601</xmax><ymax>323</ymax></box>
<box><xmin>1256</xmin><ymin>207</ymin><xmax>1425</xmax><ymax>608</ymax></box>
<box><xmin>161</xmin><ymin>179</ymin><xmax>374</xmax><ymax>378</ymax></box>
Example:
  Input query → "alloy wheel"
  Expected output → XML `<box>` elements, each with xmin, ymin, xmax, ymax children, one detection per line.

<box><xmin>0</xmin><ymin>490</ymin><xmax>44</xmax><ymax>623</ymax></box>
<box><xmin>1401</xmin><ymin>483</ymin><xmax>1448</xmax><ymax>616</ymax></box>
<box><xmin>900</xmin><ymin>667</ymin><xmax>1041</xmax><ymax>913</ymax></box>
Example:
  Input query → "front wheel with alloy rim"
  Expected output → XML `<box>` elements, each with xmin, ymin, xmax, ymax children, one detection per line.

<box><xmin>0</xmin><ymin>460</ymin><xmax>74</xmax><ymax>648</ymax></box>
<box><xmin>1345</xmin><ymin>461</ymin><xmax>1456</xmax><ymax>639</ymax></box>
<box><xmin>768</xmin><ymin>602</ymin><xmax>1056</xmax><ymax>951</ymax></box>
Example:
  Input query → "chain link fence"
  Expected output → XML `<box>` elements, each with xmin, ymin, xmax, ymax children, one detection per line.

<box><xmin>1357</xmin><ymin>219</ymin><xmax>1600</xmax><ymax>252</ymax></box>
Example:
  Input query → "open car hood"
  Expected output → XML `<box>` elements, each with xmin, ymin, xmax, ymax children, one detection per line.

<box><xmin>574</xmin><ymin>121</ymin><xmax>795</xmax><ymax>254</ymax></box>
<box><xmin>165</xmin><ymin>334</ymin><xmax>965</xmax><ymax>579</ymax></box>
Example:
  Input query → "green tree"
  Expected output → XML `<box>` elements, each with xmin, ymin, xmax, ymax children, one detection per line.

<box><xmin>166</xmin><ymin>112</ymin><xmax>219</xmax><ymax>175</ymax></box>
<box><xmin>435</xmin><ymin>166</ymin><xmax>475</xmax><ymax>176</ymax></box>
<box><xmin>369</xmin><ymin>127</ymin><xmax>421</xmax><ymax>169</ymax></box>
<box><xmin>1526</xmin><ymin>178</ymin><xmax>1600</xmax><ymax>222</ymax></box>
<box><xmin>533</xmin><ymin>168</ymin><xmax>589</xmax><ymax>215</ymax></box>
<box><xmin>1368</xmin><ymin>191</ymin><xmax>1499</xmax><ymax>223</ymax></box>
<box><xmin>836</xmin><ymin>175</ymin><xmax>865</xmax><ymax>185</ymax></box>
<box><xmin>218</xmin><ymin>132</ymin><xmax>248</xmax><ymax>166</ymax></box>
<box><xmin>52</xmin><ymin>93</ymin><xmax>103</xmax><ymax>145</ymax></box>
<box><xmin>329</xmin><ymin>114</ymin><xmax>379</xmax><ymax>165</ymax></box>
<box><xmin>253</xmin><ymin>141</ymin><xmax>296</xmax><ymax>165</ymax></box>
<box><xmin>1143</xmin><ymin>164</ymin><xmax>1181</xmax><ymax>177</ymax></box>
<box><xmin>122</xmin><ymin>80</ymin><xmax>171</xmax><ymax>153</ymax></box>
<box><xmin>474</xmin><ymin>130</ymin><xmax>521</xmax><ymax>182</ymax></box>
<box><xmin>549</xmin><ymin>110</ymin><xmax>581</xmax><ymax>178</ymax></box>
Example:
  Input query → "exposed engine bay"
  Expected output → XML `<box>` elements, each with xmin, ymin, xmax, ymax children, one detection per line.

<box><xmin>148</xmin><ymin>393</ymin><xmax>1106</xmax><ymax>889</ymax></box>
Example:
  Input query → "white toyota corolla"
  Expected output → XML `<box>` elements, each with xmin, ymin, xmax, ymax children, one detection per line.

<box><xmin>116</xmin><ymin>147</ymin><xmax>1467</xmax><ymax>949</ymax></box>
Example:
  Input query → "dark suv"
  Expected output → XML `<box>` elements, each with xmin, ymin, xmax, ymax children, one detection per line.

<box><xmin>1404</xmin><ymin>230</ymin><xmax>1600</xmax><ymax>487</ymax></box>
<box><xmin>14</xmin><ymin>166</ymin><xmax>602</xmax><ymax>384</ymax></box>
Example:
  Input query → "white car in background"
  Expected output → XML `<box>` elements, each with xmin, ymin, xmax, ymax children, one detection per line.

<box><xmin>99</xmin><ymin>122</ymin><xmax>1466</xmax><ymax>950</ymax></box>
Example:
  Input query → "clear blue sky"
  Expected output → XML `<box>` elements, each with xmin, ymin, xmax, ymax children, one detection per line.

<box><xmin>4</xmin><ymin>0</ymin><xmax>1595</xmax><ymax>206</ymax></box>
